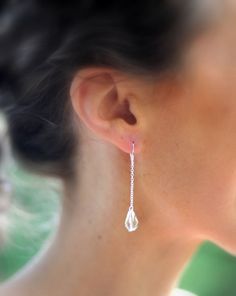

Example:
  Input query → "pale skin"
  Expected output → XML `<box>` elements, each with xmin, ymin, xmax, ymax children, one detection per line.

<box><xmin>1</xmin><ymin>1</ymin><xmax>236</xmax><ymax>296</ymax></box>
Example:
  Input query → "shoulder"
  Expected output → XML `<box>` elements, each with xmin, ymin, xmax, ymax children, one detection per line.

<box><xmin>171</xmin><ymin>288</ymin><xmax>198</xmax><ymax>296</ymax></box>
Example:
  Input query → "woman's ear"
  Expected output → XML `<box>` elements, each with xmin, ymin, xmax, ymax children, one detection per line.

<box><xmin>69</xmin><ymin>67</ymin><xmax>143</xmax><ymax>153</ymax></box>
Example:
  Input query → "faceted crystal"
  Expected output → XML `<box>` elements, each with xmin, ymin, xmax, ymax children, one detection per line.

<box><xmin>125</xmin><ymin>207</ymin><xmax>138</xmax><ymax>232</ymax></box>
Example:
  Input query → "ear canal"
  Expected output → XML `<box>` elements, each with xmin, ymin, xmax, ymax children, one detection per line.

<box><xmin>119</xmin><ymin>99</ymin><xmax>137</xmax><ymax>125</ymax></box>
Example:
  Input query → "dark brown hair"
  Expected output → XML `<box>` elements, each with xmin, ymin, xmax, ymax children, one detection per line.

<box><xmin>0</xmin><ymin>0</ymin><xmax>204</xmax><ymax>179</ymax></box>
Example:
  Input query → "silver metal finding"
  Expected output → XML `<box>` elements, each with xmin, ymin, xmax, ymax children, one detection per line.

<box><xmin>124</xmin><ymin>141</ymin><xmax>139</xmax><ymax>232</ymax></box>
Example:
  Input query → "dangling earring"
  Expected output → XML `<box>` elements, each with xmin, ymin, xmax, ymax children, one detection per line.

<box><xmin>124</xmin><ymin>141</ymin><xmax>139</xmax><ymax>232</ymax></box>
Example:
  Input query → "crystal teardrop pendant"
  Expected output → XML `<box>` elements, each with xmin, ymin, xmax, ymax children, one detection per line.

<box><xmin>125</xmin><ymin>207</ymin><xmax>139</xmax><ymax>232</ymax></box>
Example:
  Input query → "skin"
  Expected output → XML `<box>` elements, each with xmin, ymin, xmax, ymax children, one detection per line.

<box><xmin>1</xmin><ymin>1</ymin><xmax>236</xmax><ymax>295</ymax></box>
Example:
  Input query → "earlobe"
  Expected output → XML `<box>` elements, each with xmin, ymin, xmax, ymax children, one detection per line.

<box><xmin>69</xmin><ymin>68</ymin><xmax>142</xmax><ymax>154</ymax></box>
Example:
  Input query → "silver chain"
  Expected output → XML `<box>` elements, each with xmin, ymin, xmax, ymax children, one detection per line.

<box><xmin>129</xmin><ymin>141</ymin><xmax>135</xmax><ymax>210</ymax></box>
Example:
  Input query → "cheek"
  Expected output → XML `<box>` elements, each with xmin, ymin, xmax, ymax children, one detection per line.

<box><xmin>164</xmin><ymin>127</ymin><xmax>236</xmax><ymax>250</ymax></box>
<box><xmin>155</xmin><ymin>88</ymin><xmax>236</xmax><ymax>248</ymax></box>
<box><xmin>177</xmin><ymin>49</ymin><xmax>236</xmax><ymax>250</ymax></box>
<box><xmin>144</xmin><ymin>17</ymin><xmax>236</xmax><ymax>250</ymax></box>
<box><xmin>144</xmin><ymin>97</ymin><xmax>236</xmax><ymax>234</ymax></box>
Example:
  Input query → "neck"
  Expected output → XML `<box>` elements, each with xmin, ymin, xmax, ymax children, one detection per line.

<box><xmin>2</xmin><ymin>139</ymin><xmax>202</xmax><ymax>296</ymax></box>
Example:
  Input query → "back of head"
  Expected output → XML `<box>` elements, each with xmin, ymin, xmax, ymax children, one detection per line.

<box><xmin>0</xmin><ymin>0</ymin><xmax>201</xmax><ymax>178</ymax></box>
